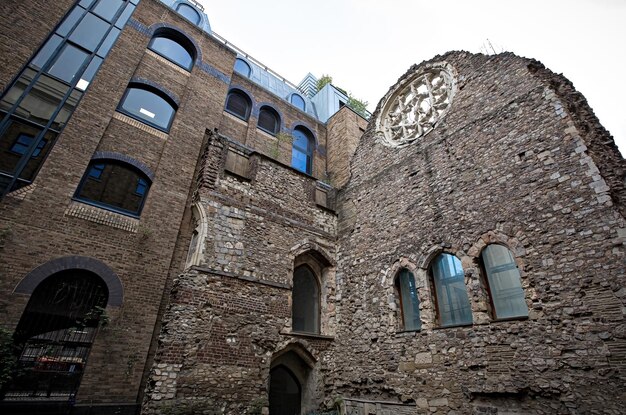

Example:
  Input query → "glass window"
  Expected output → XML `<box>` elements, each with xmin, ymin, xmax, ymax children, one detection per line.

<box><xmin>396</xmin><ymin>269</ymin><xmax>421</xmax><ymax>331</ymax></box>
<box><xmin>115</xmin><ymin>3</ymin><xmax>136</xmax><ymax>29</ymax></box>
<box><xmin>31</xmin><ymin>35</ymin><xmax>63</xmax><ymax>69</ymax></box>
<box><xmin>69</xmin><ymin>13</ymin><xmax>110</xmax><ymax>52</ymax></box>
<box><xmin>176</xmin><ymin>3</ymin><xmax>201</xmax><ymax>25</ymax></box>
<box><xmin>57</xmin><ymin>7</ymin><xmax>84</xmax><ymax>37</ymax></box>
<box><xmin>93</xmin><ymin>0</ymin><xmax>124</xmax><ymax>22</ymax></box>
<box><xmin>118</xmin><ymin>85</ymin><xmax>177</xmax><ymax>131</ymax></box>
<box><xmin>258</xmin><ymin>106</ymin><xmax>279</xmax><ymax>135</ymax></box>
<box><xmin>48</xmin><ymin>44</ymin><xmax>89</xmax><ymax>84</ymax></box>
<box><xmin>96</xmin><ymin>27</ymin><xmax>121</xmax><ymax>57</ymax></box>
<box><xmin>431</xmin><ymin>253</ymin><xmax>472</xmax><ymax>327</ymax></box>
<box><xmin>148</xmin><ymin>35</ymin><xmax>194</xmax><ymax>70</ymax></box>
<box><xmin>10</xmin><ymin>134</ymin><xmax>47</xmax><ymax>158</ymax></box>
<box><xmin>224</xmin><ymin>90</ymin><xmax>251</xmax><ymax>120</ymax></box>
<box><xmin>481</xmin><ymin>245</ymin><xmax>528</xmax><ymax>319</ymax></box>
<box><xmin>292</xmin><ymin>265</ymin><xmax>320</xmax><ymax>333</ymax></box>
<box><xmin>291</xmin><ymin>94</ymin><xmax>306</xmax><ymax>111</ymax></box>
<box><xmin>76</xmin><ymin>160</ymin><xmax>151</xmax><ymax>216</ymax></box>
<box><xmin>291</xmin><ymin>128</ymin><xmax>313</xmax><ymax>174</ymax></box>
<box><xmin>234</xmin><ymin>59</ymin><xmax>251</xmax><ymax>77</ymax></box>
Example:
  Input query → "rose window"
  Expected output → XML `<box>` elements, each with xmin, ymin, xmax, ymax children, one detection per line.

<box><xmin>376</xmin><ymin>63</ymin><xmax>456</xmax><ymax>148</ymax></box>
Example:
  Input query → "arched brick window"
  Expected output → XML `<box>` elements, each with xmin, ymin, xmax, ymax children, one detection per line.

<box><xmin>225</xmin><ymin>89</ymin><xmax>251</xmax><ymax>121</ymax></box>
<box><xmin>148</xmin><ymin>29</ymin><xmax>196</xmax><ymax>70</ymax></box>
<box><xmin>258</xmin><ymin>105</ymin><xmax>280</xmax><ymax>135</ymax></box>
<box><xmin>430</xmin><ymin>253</ymin><xmax>472</xmax><ymax>327</ymax></box>
<box><xmin>395</xmin><ymin>268</ymin><xmax>421</xmax><ymax>331</ymax></box>
<box><xmin>480</xmin><ymin>244</ymin><xmax>528</xmax><ymax>319</ymax></box>
<box><xmin>291</xmin><ymin>127</ymin><xmax>314</xmax><ymax>174</ymax></box>
<box><xmin>292</xmin><ymin>265</ymin><xmax>320</xmax><ymax>334</ymax></box>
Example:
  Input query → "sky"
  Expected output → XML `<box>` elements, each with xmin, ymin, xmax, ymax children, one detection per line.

<box><xmin>197</xmin><ymin>0</ymin><xmax>626</xmax><ymax>156</ymax></box>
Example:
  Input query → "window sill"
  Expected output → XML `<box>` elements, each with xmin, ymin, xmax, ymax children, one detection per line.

<box><xmin>281</xmin><ymin>331</ymin><xmax>334</xmax><ymax>341</ymax></box>
<box><xmin>256</xmin><ymin>126</ymin><xmax>277</xmax><ymax>137</ymax></box>
<box><xmin>432</xmin><ymin>322</ymin><xmax>474</xmax><ymax>330</ymax></box>
<box><xmin>113</xmin><ymin>112</ymin><xmax>169</xmax><ymax>139</ymax></box>
<box><xmin>146</xmin><ymin>49</ymin><xmax>192</xmax><ymax>75</ymax></box>
<box><xmin>223</xmin><ymin>109</ymin><xmax>249</xmax><ymax>124</ymax></box>
<box><xmin>66</xmin><ymin>199</ymin><xmax>140</xmax><ymax>233</ymax></box>
<box><xmin>395</xmin><ymin>329</ymin><xmax>422</xmax><ymax>336</ymax></box>
<box><xmin>489</xmin><ymin>316</ymin><xmax>529</xmax><ymax>324</ymax></box>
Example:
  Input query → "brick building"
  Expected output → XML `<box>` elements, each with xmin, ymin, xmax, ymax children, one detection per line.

<box><xmin>0</xmin><ymin>1</ymin><xmax>624</xmax><ymax>414</ymax></box>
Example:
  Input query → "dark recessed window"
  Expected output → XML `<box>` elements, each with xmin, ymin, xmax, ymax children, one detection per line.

<box><xmin>481</xmin><ymin>244</ymin><xmax>528</xmax><ymax>319</ymax></box>
<box><xmin>257</xmin><ymin>106</ymin><xmax>280</xmax><ymax>135</ymax></box>
<box><xmin>118</xmin><ymin>84</ymin><xmax>177</xmax><ymax>132</ymax></box>
<box><xmin>225</xmin><ymin>89</ymin><xmax>251</xmax><ymax>121</ymax></box>
<box><xmin>395</xmin><ymin>269</ymin><xmax>421</xmax><ymax>331</ymax></box>
<box><xmin>292</xmin><ymin>265</ymin><xmax>320</xmax><ymax>334</ymax></box>
<box><xmin>431</xmin><ymin>253</ymin><xmax>472</xmax><ymax>327</ymax></box>
<box><xmin>176</xmin><ymin>3</ymin><xmax>201</xmax><ymax>25</ymax></box>
<box><xmin>148</xmin><ymin>31</ymin><xmax>195</xmax><ymax>70</ymax></box>
<box><xmin>75</xmin><ymin>160</ymin><xmax>151</xmax><ymax>216</ymax></box>
<box><xmin>291</xmin><ymin>127</ymin><xmax>314</xmax><ymax>174</ymax></box>
<box><xmin>234</xmin><ymin>58</ymin><xmax>251</xmax><ymax>77</ymax></box>
<box><xmin>290</xmin><ymin>94</ymin><xmax>305</xmax><ymax>111</ymax></box>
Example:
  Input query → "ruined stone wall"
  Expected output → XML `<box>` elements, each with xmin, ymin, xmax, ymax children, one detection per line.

<box><xmin>329</xmin><ymin>52</ymin><xmax>625</xmax><ymax>414</ymax></box>
<box><xmin>143</xmin><ymin>134</ymin><xmax>339</xmax><ymax>414</ymax></box>
<box><xmin>326</xmin><ymin>106</ymin><xmax>369</xmax><ymax>189</ymax></box>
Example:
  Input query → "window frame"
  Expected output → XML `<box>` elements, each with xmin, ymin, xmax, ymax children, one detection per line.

<box><xmin>224</xmin><ymin>89</ymin><xmax>252</xmax><ymax>121</ymax></box>
<box><xmin>73</xmin><ymin>159</ymin><xmax>152</xmax><ymax>217</ymax></box>
<box><xmin>257</xmin><ymin>105</ymin><xmax>280</xmax><ymax>135</ymax></box>
<box><xmin>291</xmin><ymin>126</ymin><xmax>314</xmax><ymax>175</ymax></box>
<box><xmin>147</xmin><ymin>29</ymin><xmax>196</xmax><ymax>71</ymax></box>
<box><xmin>175</xmin><ymin>3</ymin><xmax>201</xmax><ymax>25</ymax></box>
<box><xmin>290</xmin><ymin>93</ymin><xmax>306</xmax><ymax>111</ymax></box>
<box><xmin>234</xmin><ymin>58</ymin><xmax>251</xmax><ymax>78</ymax></box>
<box><xmin>116</xmin><ymin>83</ymin><xmax>178</xmax><ymax>132</ymax></box>
<box><xmin>394</xmin><ymin>268</ymin><xmax>421</xmax><ymax>332</ymax></box>
<box><xmin>291</xmin><ymin>264</ymin><xmax>321</xmax><ymax>334</ymax></box>
<box><xmin>429</xmin><ymin>252</ymin><xmax>473</xmax><ymax>328</ymax></box>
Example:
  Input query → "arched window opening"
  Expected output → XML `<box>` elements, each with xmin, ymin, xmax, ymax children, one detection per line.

<box><xmin>395</xmin><ymin>269</ymin><xmax>421</xmax><ymax>331</ymax></box>
<box><xmin>481</xmin><ymin>244</ymin><xmax>528</xmax><ymax>319</ymax></box>
<box><xmin>269</xmin><ymin>365</ymin><xmax>301</xmax><ymax>415</ymax></box>
<box><xmin>176</xmin><ymin>3</ymin><xmax>201</xmax><ymax>25</ymax></box>
<box><xmin>290</xmin><ymin>94</ymin><xmax>306</xmax><ymax>111</ymax></box>
<box><xmin>185</xmin><ymin>203</ymin><xmax>207</xmax><ymax>268</ymax></box>
<box><xmin>118</xmin><ymin>84</ymin><xmax>177</xmax><ymax>132</ymax></box>
<box><xmin>257</xmin><ymin>106</ymin><xmax>280</xmax><ymax>135</ymax></box>
<box><xmin>5</xmin><ymin>270</ymin><xmax>108</xmax><ymax>400</ymax></box>
<box><xmin>292</xmin><ymin>265</ymin><xmax>320</xmax><ymax>334</ymax></box>
<box><xmin>148</xmin><ymin>31</ymin><xmax>195</xmax><ymax>70</ymax></box>
<box><xmin>234</xmin><ymin>58</ymin><xmax>251</xmax><ymax>77</ymax></box>
<box><xmin>75</xmin><ymin>160</ymin><xmax>151</xmax><ymax>216</ymax></box>
<box><xmin>431</xmin><ymin>253</ymin><xmax>472</xmax><ymax>327</ymax></box>
<box><xmin>224</xmin><ymin>89</ymin><xmax>251</xmax><ymax>121</ymax></box>
<box><xmin>291</xmin><ymin>127</ymin><xmax>314</xmax><ymax>175</ymax></box>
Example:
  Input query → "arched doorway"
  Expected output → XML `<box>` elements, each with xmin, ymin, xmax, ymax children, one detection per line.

<box><xmin>4</xmin><ymin>269</ymin><xmax>108</xmax><ymax>400</ymax></box>
<box><xmin>269</xmin><ymin>365</ymin><xmax>301</xmax><ymax>415</ymax></box>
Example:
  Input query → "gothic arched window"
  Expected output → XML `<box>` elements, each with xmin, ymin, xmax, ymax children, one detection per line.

<box><xmin>430</xmin><ymin>253</ymin><xmax>472</xmax><ymax>327</ymax></box>
<box><xmin>291</xmin><ymin>265</ymin><xmax>320</xmax><ymax>334</ymax></box>
<box><xmin>395</xmin><ymin>268</ymin><xmax>421</xmax><ymax>331</ymax></box>
<box><xmin>480</xmin><ymin>244</ymin><xmax>528</xmax><ymax>319</ymax></box>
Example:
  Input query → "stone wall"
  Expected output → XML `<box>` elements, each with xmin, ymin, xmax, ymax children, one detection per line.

<box><xmin>328</xmin><ymin>52</ymin><xmax>625</xmax><ymax>414</ymax></box>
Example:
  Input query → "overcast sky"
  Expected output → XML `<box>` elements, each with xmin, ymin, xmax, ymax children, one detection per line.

<box><xmin>197</xmin><ymin>0</ymin><xmax>625</xmax><ymax>156</ymax></box>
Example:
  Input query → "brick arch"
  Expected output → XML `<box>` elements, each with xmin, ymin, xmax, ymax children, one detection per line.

<box><xmin>148</xmin><ymin>22</ymin><xmax>203</xmax><ymax>63</ymax></box>
<box><xmin>128</xmin><ymin>77</ymin><xmax>180</xmax><ymax>107</ymax></box>
<box><xmin>289</xmin><ymin>122</ymin><xmax>319</xmax><ymax>148</ymax></box>
<box><xmin>13</xmin><ymin>256</ymin><xmax>123</xmax><ymax>307</ymax></box>
<box><xmin>91</xmin><ymin>151</ymin><xmax>155</xmax><ymax>181</ymax></box>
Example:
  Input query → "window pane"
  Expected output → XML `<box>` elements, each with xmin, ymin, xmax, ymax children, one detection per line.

<box><xmin>291</xmin><ymin>94</ymin><xmax>305</xmax><ymax>111</ymax></box>
<box><xmin>291</xmin><ymin>149</ymin><xmax>309</xmax><ymax>174</ymax></box>
<box><xmin>0</xmin><ymin>68</ymin><xmax>37</xmax><ymax>114</ymax></box>
<box><xmin>54</xmin><ymin>89</ymin><xmax>83</xmax><ymax>129</ymax></box>
<box><xmin>92</xmin><ymin>0</ymin><xmax>124</xmax><ymax>22</ymax></box>
<box><xmin>149</xmin><ymin>37</ymin><xmax>193</xmax><ymax>70</ymax></box>
<box><xmin>292</xmin><ymin>266</ymin><xmax>319</xmax><ymax>333</ymax></box>
<box><xmin>482</xmin><ymin>245</ymin><xmax>528</xmax><ymax>319</ymax></box>
<box><xmin>234</xmin><ymin>59</ymin><xmax>251</xmax><ymax>77</ymax></box>
<box><xmin>119</xmin><ymin>87</ymin><xmax>176</xmax><ymax>131</ymax></box>
<box><xmin>176</xmin><ymin>4</ymin><xmax>201</xmax><ymax>25</ymax></box>
<box><xmin>292</xmin><ymin>129</ymin><xmax>310</xmax><ymax>151</ymax></box>
<box><xmin>258</xmin><ymin>108</ymin><xmax>278</xmax><ymax>134</ymax></box>
<box><xmin>76</xmin><ymin>162</ymin><xmax>150</xmax><ymax>215</ymax></box>
<box><xmin>115</xmin><ymin>3</ymin><xmax>136</xmax><ymax>28</ymax></box>
<box><xmin>48</xmin><ymin>44</ymin><xmax>89</xmax><ymax>84</ymax></box>
<box><xmin>398</xmin><ymin>269</ymin><xmax>420</xmax><ymax>331</ymax></box>
<box><xmin>432</xmin><ymin>253</ymin><xmax>472</xmax><ymax>327</ymax></box>
<box><xmin>57</xmin><ymin>7</ymin><xmax>84</xmax><ymax>37</ymax></box>
<box><xmin>79</xmin><ymin>0</ymin><xmax>96</xmax><ymax>8</ymax></box>
<box><xmin>225</xmin><ymin>92</ymin><xmax>250</xmax><ymax>120</ymax></box>
<box><xmin>96</xmin><ymin>27</ymin><xmax>120</xmax><ymax>57</ymax></box>
<box><xmin>69</xmin><ymin>13</ymin><xmax>109</xmax><ymax>52</ymax></box>
<box><xmin>77</xmin><ymin>57</ymin><xmax>103</xmax><ymax>91</ymax></box>
<box><xmin>31</xmin><ymin>35</ymin><xmax>63</xmax><ymax>69</ymax></box>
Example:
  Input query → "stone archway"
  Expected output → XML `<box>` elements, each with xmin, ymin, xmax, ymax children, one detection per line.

<box><xmin>269</xmin><ymin>344</ymin><xmax>318</xmax><ymax>415</ymax></box>
<box><xmin>269</xmin><ymin>365</ymin><xmax>301</xmax><ymax>415</ymax></box>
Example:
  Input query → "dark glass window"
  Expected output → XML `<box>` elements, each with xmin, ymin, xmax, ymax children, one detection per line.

<box><xmin>396</xmin><ymin>269</ymin><xmax>421</xmax><ymax>331</ymax></box>
<box><xmin>148</xmin><ymin>34</ymin><xmax>194</xmax><ymax>70</ymax></box>
<box><xmin>292</xmin><ymin>265</ymin><xmax>319</xmax><ymax>333</ymax></box>
<box><xmin>75</xmin><ymin>160</ymin><xmax>151</xmax><ymax>216</ymax></box>
<box><xmin>10</xmin><ymin>135</ymin><xmax>47</xmax><ymax>158</ymax></box>
<box><xmin>5</xmin><ymin>270</ymin><xmax>108</xmax><ymax>400</ymax></box>
<box><xmin>48</xmin><ymin>44</ymin><xmax>89</xmax><ymax>84</ymax></box>
<box><xmin>176</xmin><ymin>3</ymin><xmax>201</xmax><ymax>25</ymax></box>
<box><xmin>291</xmin><ymin>127</ymin><xmax>313</xmax><ymax>174</ymax></box>
<box><xmin>224</xmin><ymin>90</ymin><xmax>251</xmax><ymax>120</ymax></box>
<box><xmin>234</xmin><ymin>58</ymin><xmax>251</xmax><ymax>77</ymax></box>
<box><xmin>431</xmin><ymin>253</ymin><xmax>472</xmax><ymax>327</ymax></box>
<box><xmin>118</xmin><ymin>85</ymin><xmax>177</xmax><ymax>132</ymax></box>
<box><xmin>257</xmin><ymin>106</ymin><xmax>280</xmax><ymax>135</ymax></box>
<box><xmin>481</xmin><ymin>245</ymin><xmax>528</xmax><ymax>319</ymax></box>
<box><xmin>291</xmin><ymin>94</ymin><xmax>306</xmax><ymax>111</ymax></box>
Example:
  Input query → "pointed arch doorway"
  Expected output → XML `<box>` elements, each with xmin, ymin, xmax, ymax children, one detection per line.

<box><xmin>269</xmin><ymin>365</ymin><xmax>301</xmax><ymax>415</ymax></box>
